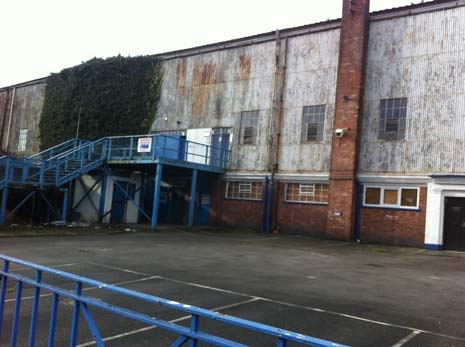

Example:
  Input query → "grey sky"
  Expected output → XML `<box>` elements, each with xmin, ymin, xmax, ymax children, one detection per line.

<box><xmin>0</xmin><ymin>0</ymin><xmax>423</xmax><ymax>87</ymax></box>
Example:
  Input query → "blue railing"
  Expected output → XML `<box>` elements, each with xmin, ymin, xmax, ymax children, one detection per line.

<box><xmin>0</xmin><ymin>134</ymin><xmax>231</xmax><ymax>189</ymax></box>
<box><xmin>27</xmin><ymin>138</ymin><xmax>90</xmax><ymax>162</ymax></box>
<box><xmin>107</xmin><ymin>134</ymin><xmax>230</xmax><ymax>169</ymax></box>
<box><xmin>0</xmin><ymin>254</ymin><xmax>349</xmax><ymax>347</ymax></box>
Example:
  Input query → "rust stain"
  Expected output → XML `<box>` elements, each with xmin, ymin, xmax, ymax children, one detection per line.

<box><xmin>191</xmin><ymin>62</ymin><xmax>218</xmax><ymax>120</ymax></box>
<box><xmin>237</xmin><ymin>54</ymin><xmax>251</xmax><ymax>80</ymax></box>
<box><xmin>175</xmin><ymin>58</ymin><xmax>187</xmax><ymax>90</ymax></box>
<box><xmin>193</xmin><ymin>62</ymin><xmax>217</xmax><ymax>86</ymax></box>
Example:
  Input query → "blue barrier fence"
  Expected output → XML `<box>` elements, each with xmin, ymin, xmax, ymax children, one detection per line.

<box><xmin>0</xmin><ymin>254</ymin><xmax>349</xmax><ymax>347</ymax></box>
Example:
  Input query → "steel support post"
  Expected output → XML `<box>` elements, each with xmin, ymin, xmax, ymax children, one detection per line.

<box><xmin>188</xmin><ymin>170</ymin><xmax>198</xmax><ymax>228</ymax></box>
<box><xmin>61</xmin><ymin>188</ymin><xmax>68</xmax><ymax>222</ymax></box>
<box><xmin>151</xmin><ymin>164</ymin><xmax>163</xmax><ymax>231</ymax></box>
<box><xmin>0</xmin><ymin>188</ymin><xmax>8</xmax><ymax>225</ymax></box>
<box><xmin>98</xmin><ymin>168</ymin><xmax>108</xmax><ymax>222</ymax></box>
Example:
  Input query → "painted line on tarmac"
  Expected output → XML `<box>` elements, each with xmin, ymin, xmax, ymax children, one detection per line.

<box><xmin>77</xmin><ymin>297</ymin><xmax>260</xmax><ymax>347</ymax></box>
<box><xmin>9</xmin><ymin>262</ymin><xmax>85</xmax><ymax>272</ymax></box>
<box><xmin>390</xmin><ymin>330</ymin><xmax>421</xmax><ymax>347</ymax></box>
<box><xmin>90</xmin><ymin>262</ymin><xmax>465</xmax><ymax>343</ymax></box>
<box><xmin>4</xmin><ymin>276</ymin><xmax>159</xmax><ymax>303</ymax></box>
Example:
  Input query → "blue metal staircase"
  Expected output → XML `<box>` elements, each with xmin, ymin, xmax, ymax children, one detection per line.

<box><xmin>0</xmin><ymin>134</ymin><xmax>230</xmax><ymax>226</ymax></box>
<box><xmin>0</xmin><ymin>134</ymin><xmax>229</xmax><ymax>189</ymax></box>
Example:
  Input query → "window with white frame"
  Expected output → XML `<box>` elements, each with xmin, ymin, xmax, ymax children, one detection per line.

<box><xmin>285</xmin><ymin>183</ymin><xmax>328</xmax><ymax>204</ymax></box>
<box><xmin>363</xmin><ymin>186</ymin><xmax>419</xmax><ymax>209</ymax></box>
<box><xmin>225</xmin><ymin>181</ymin><xmax>263</xmax><ymax>200</ymax></box>
<box><xmin>378</xmin><ymin>98</ymin><xmax>407</xmax><ymax>141</ymax></box>
<box><xmin>17</xmin><ymin>129</ymin><xmax>28</xmax><ymax>152</ymax></box>
<box><xmin>302</xmin><ymin>105</ymin><xmax>326</xmax><ymax>143</ymax></box>
<box><xmin>240</xmin><ymin>111</ymin><xmax>259</xmax><ymax>145</ymax></box>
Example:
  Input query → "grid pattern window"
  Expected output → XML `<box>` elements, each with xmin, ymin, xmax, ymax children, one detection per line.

<box><xmin>240</xmin><ymin>111</ymin><xmax>259</xmax><ymax>145</ymax></box>
<box><xmin>285</xmin><ymin>183</ymin><xmax>328</xmax><ymax>204</ymax></box>
<box><xmin>152</xmin><ymin>130</ymin><xmax>186</xmax><ymax>136</ymax></box>
<box><xmin>378</xmin><ymin>98</ymin><xmax>407</xmax><ymax>140</ymax></box>
<box><xmin>302</xmin><ymin>105</ymin><xmax>326</xmax><ymax>143</ymax></box>
<box><xmin>225</xmin><ymin>181</ymin><xmax>263</xmax><ymax>200</ymax></box>
<box><xmin>363</xmin><ymin>186</ymin><xmax>419</xmax><ymax>209</ymax></box>
<box><xmin>17</xmin><ymin>129</ymin><xmax>28</xmax><ymax>152</ymax></box>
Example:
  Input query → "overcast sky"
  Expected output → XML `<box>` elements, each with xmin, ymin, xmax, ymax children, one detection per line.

<box><xmin>0</xmin><ymin>0</ymin><xmax>425</xmax><ymax>87</ymax></box>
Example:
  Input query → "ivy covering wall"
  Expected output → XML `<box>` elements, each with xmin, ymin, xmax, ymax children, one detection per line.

<box><xmin>39</xmin><ymin>55</ymin><xmax>162</xmax><ymax>149</ymax></box>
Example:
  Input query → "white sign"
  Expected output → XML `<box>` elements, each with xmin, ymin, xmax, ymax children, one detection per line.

<box><xmin>137</xmin><ymin>137</ymin><xmax>152</xmax><ymax>153</ymax></box>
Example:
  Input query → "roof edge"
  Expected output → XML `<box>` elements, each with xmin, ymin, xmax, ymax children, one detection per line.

<box><xmin>0</xmin><ymin>77</ymin><xmax>47</xmax><ymax>92</ymax></box>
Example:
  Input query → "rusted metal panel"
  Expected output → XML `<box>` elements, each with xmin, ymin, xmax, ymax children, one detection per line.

<box><xmin>154</xmin><ymin>41</ymin><xmax>276</xmax><ymax>172</ymax></box>
<box><xmin>6</xmin><ymin>83</ymin><xmax>46</xmax><ymax>155</ymax></box>
<box><xmin>360</xmin><ymin>6</ymin><xmax>465</xmax><ymax>175</ymax></box>
<box><xmin>279</xmin><ymin>29</ymin><xmax>340</xmax><ymax>173</ymax></box>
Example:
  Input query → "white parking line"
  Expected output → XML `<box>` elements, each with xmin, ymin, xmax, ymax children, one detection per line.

<box><xmin>8</xmin><ymin>262</ymin><xmax>85</xmax><ymax>272</ymax></box>
<box><xmin>4</xmin><ymin>276</ymin><xmax>160</xmax><ymax>303</ymax></box>
<box><xmin>390</xmin><ymin>330</ymin><xmax>421</xmax><ymax>347</ymax></box>
<box><xmin>77</xmin><ymin>298</ymin><xmax>260</xmax><ymax>347</ymax></box>
<box><xmin>90</xmin><ymin>262</ymin><xmax>465</xmax><ymax>343</ymax></box>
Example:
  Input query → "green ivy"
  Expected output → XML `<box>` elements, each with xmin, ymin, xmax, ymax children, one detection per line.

<box><xmin>39</xmin><ymin>55</ymin><xmax>163</xmax><ymax>149</ymax></box>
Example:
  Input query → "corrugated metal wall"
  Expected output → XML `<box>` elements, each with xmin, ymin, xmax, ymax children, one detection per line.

<box><xmin>279</xmin><ymin>29</ymin><xmax>339</xmax><ymax>173</ymax></box>
<box><xmin>155</xmin><ymin>29</ymin><xmax>340</xmax><ymax>174</ymax></box>
<box><xmin>360</xmin><ymin>6</ymin><xmax>465</xmax><ymax>174</ymax></box>
<box><xmin>0</xmin><ymin>82</ymin><xmax>45</xmax><ymax>155</ymax></box>
<box><xmin>154</xmin><ymin>41</ymin><xmax>277</xmax><ymax>172</ymax></box>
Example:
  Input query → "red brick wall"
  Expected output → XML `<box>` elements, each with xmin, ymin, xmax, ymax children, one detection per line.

<box><xmin>210</xmin><ymin>180</ymin><xmax>263</xmax><ymax>229</ymax></box>
<box><xmin>326</xmin><ymin>0</ymin><xmax>371</xmax><ymax>240</ymax></box>
<box><xmin>359</xmin><ymin>187</ymin><xmax>427</xmax><ymax>247</ymax></box>
<box><xmin>276</xmin><ymin>183</ymin><xmax>328</xmax><ymax>237</ymax></box>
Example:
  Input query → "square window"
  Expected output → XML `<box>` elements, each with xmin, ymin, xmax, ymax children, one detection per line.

<box><xmin>239</xmin><ymin>182</ymin><xmax>252</xmax><ymax>194</ymax></box>
<box><xmin>299</xmin><ymin>184</ymin><xmax>315</xmax><ymax>197</ymax></box>
<box><xmin>365</xmin><ymin>188</ymin><xmax>381</xmax><ymax>205</ymax></box>
<box><xmin>383</xmin><ymin>189</ymin><xmax>398</xmax><ymax>205</ymax></box>
<box><xmin>401</xmin><ymin>189</ymin><xmax>418</xmax><ymax>207</ymax></box>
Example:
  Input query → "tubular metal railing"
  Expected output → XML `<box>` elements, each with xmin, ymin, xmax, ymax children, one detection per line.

<box><xmin>0</xmin><ymin>254</ymin><xmax>349</xmax><ymax>347</ymax></box>
<box><xmin>0</xmin><ymin>134</ymin><xmax>231</xmax><ymax>189</ymax></box>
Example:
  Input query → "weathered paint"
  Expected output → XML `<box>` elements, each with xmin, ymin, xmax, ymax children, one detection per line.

<box><xmin>155</xmin><ymin>29</ymin><xmax>341</xmax><ymax>175</ymax></box>
<box><xmin>0</xmin><ymin>80</ymin><xmax>46</xmax><ymax>155</ymax></box>
<box><xmin>279</xmin><ymin>29</ymin><xmax>340</xmax><ymax>173</ymax></box>
<box><xmin>360</xmin><ymin>5</ymin><xmax>465</xmax><ymax>174</ymax></box>
<box><xmin>155</xmin><ymin>41</ymin><xmax>277</xmax><ymax>173</ymax></box>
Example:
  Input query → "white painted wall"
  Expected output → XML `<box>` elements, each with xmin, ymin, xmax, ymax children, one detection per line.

<box><xmin>73</xmin><ymin>172</ymin><xmax>142</xmax><ymax>224</ymax></box>
<box><xmin>425</xmin><ymin>178</ymin><xmax>465</xmax><ymax>247</ymax></box>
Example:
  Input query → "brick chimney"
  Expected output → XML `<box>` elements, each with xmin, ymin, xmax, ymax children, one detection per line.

<box><xmin>326</xmin><ymin>0</ymin><xmax>370</xmax><ymax>240</ymax></box>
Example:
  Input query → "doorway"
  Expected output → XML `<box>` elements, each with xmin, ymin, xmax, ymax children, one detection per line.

<box><xmin>443</xmin><ymin>197</ymin><xmax>465</xmax><ymax>251</ymax></box>
<box><xmin>110</xmin><ymin>181</ymin><xmax>136</xmax><ymax>224</ymax></box>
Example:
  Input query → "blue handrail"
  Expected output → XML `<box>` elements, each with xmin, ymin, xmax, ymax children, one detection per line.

<box><xmin>0</xmin><ymin>134</ymin><xmax>231</xmax><ymax>189</ymax></box>
<box><xmin>0</xmin><ymin>254</ymin><xmax>349</xmax><ymax>347</ymax></box>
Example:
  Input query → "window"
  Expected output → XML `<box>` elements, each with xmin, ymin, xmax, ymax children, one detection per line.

<box><xmin>363</xmin><ymin>186</ymin><xmax>419</xmax><ymax>209</ymax></box>
<box><xmin>379</xmin><ymin>98</ymin><xmax>407</xmax><ymax>140</ymax></box>
<box><xmin>17</xmin><ymin>129</ymin><xmax>28</xmax><ymax>152</ymax></box>
<box><xmin>226</xmin><ymin>181</ymin><xmax>263</xmax><ymax>200</ymax></box>
<box><xmin>153</xmin><ymin>130</ymin><xmax>186</xmax><ymax>136</ymax></box>
<box><xmin>302</xmin><ymin>105</ymin><xmax>326</xmax><ymax>142</ymax></box>
<box><xmin>240</xmin><ymin>111</ymin><xmax>259</xmax><ymax>145</ymax></box>
<box><xmin>285</xmin><ymin>183</ymin><xmax>328</xmax><ymax>204</ymax></box>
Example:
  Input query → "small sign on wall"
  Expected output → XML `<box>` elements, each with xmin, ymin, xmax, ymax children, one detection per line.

<box><xmin>137</xmin><ymin>137</ymin><xmax>152</xmax><ymax>153</ymax></box>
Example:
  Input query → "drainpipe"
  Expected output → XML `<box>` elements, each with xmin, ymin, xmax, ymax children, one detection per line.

<box><xmin>270</xmin><ymin>36</ymin><xmax>288</xmax><ymax>232</ymax></box>
<box><xmin>5</xmin><ymin>87</ymin><xmax>16</xmax><ymax>152</ymax></box>
<box><xmin>0</xmin><ymin>89</ymin><xmax>10</xmax><ymax>148</ymax></box>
